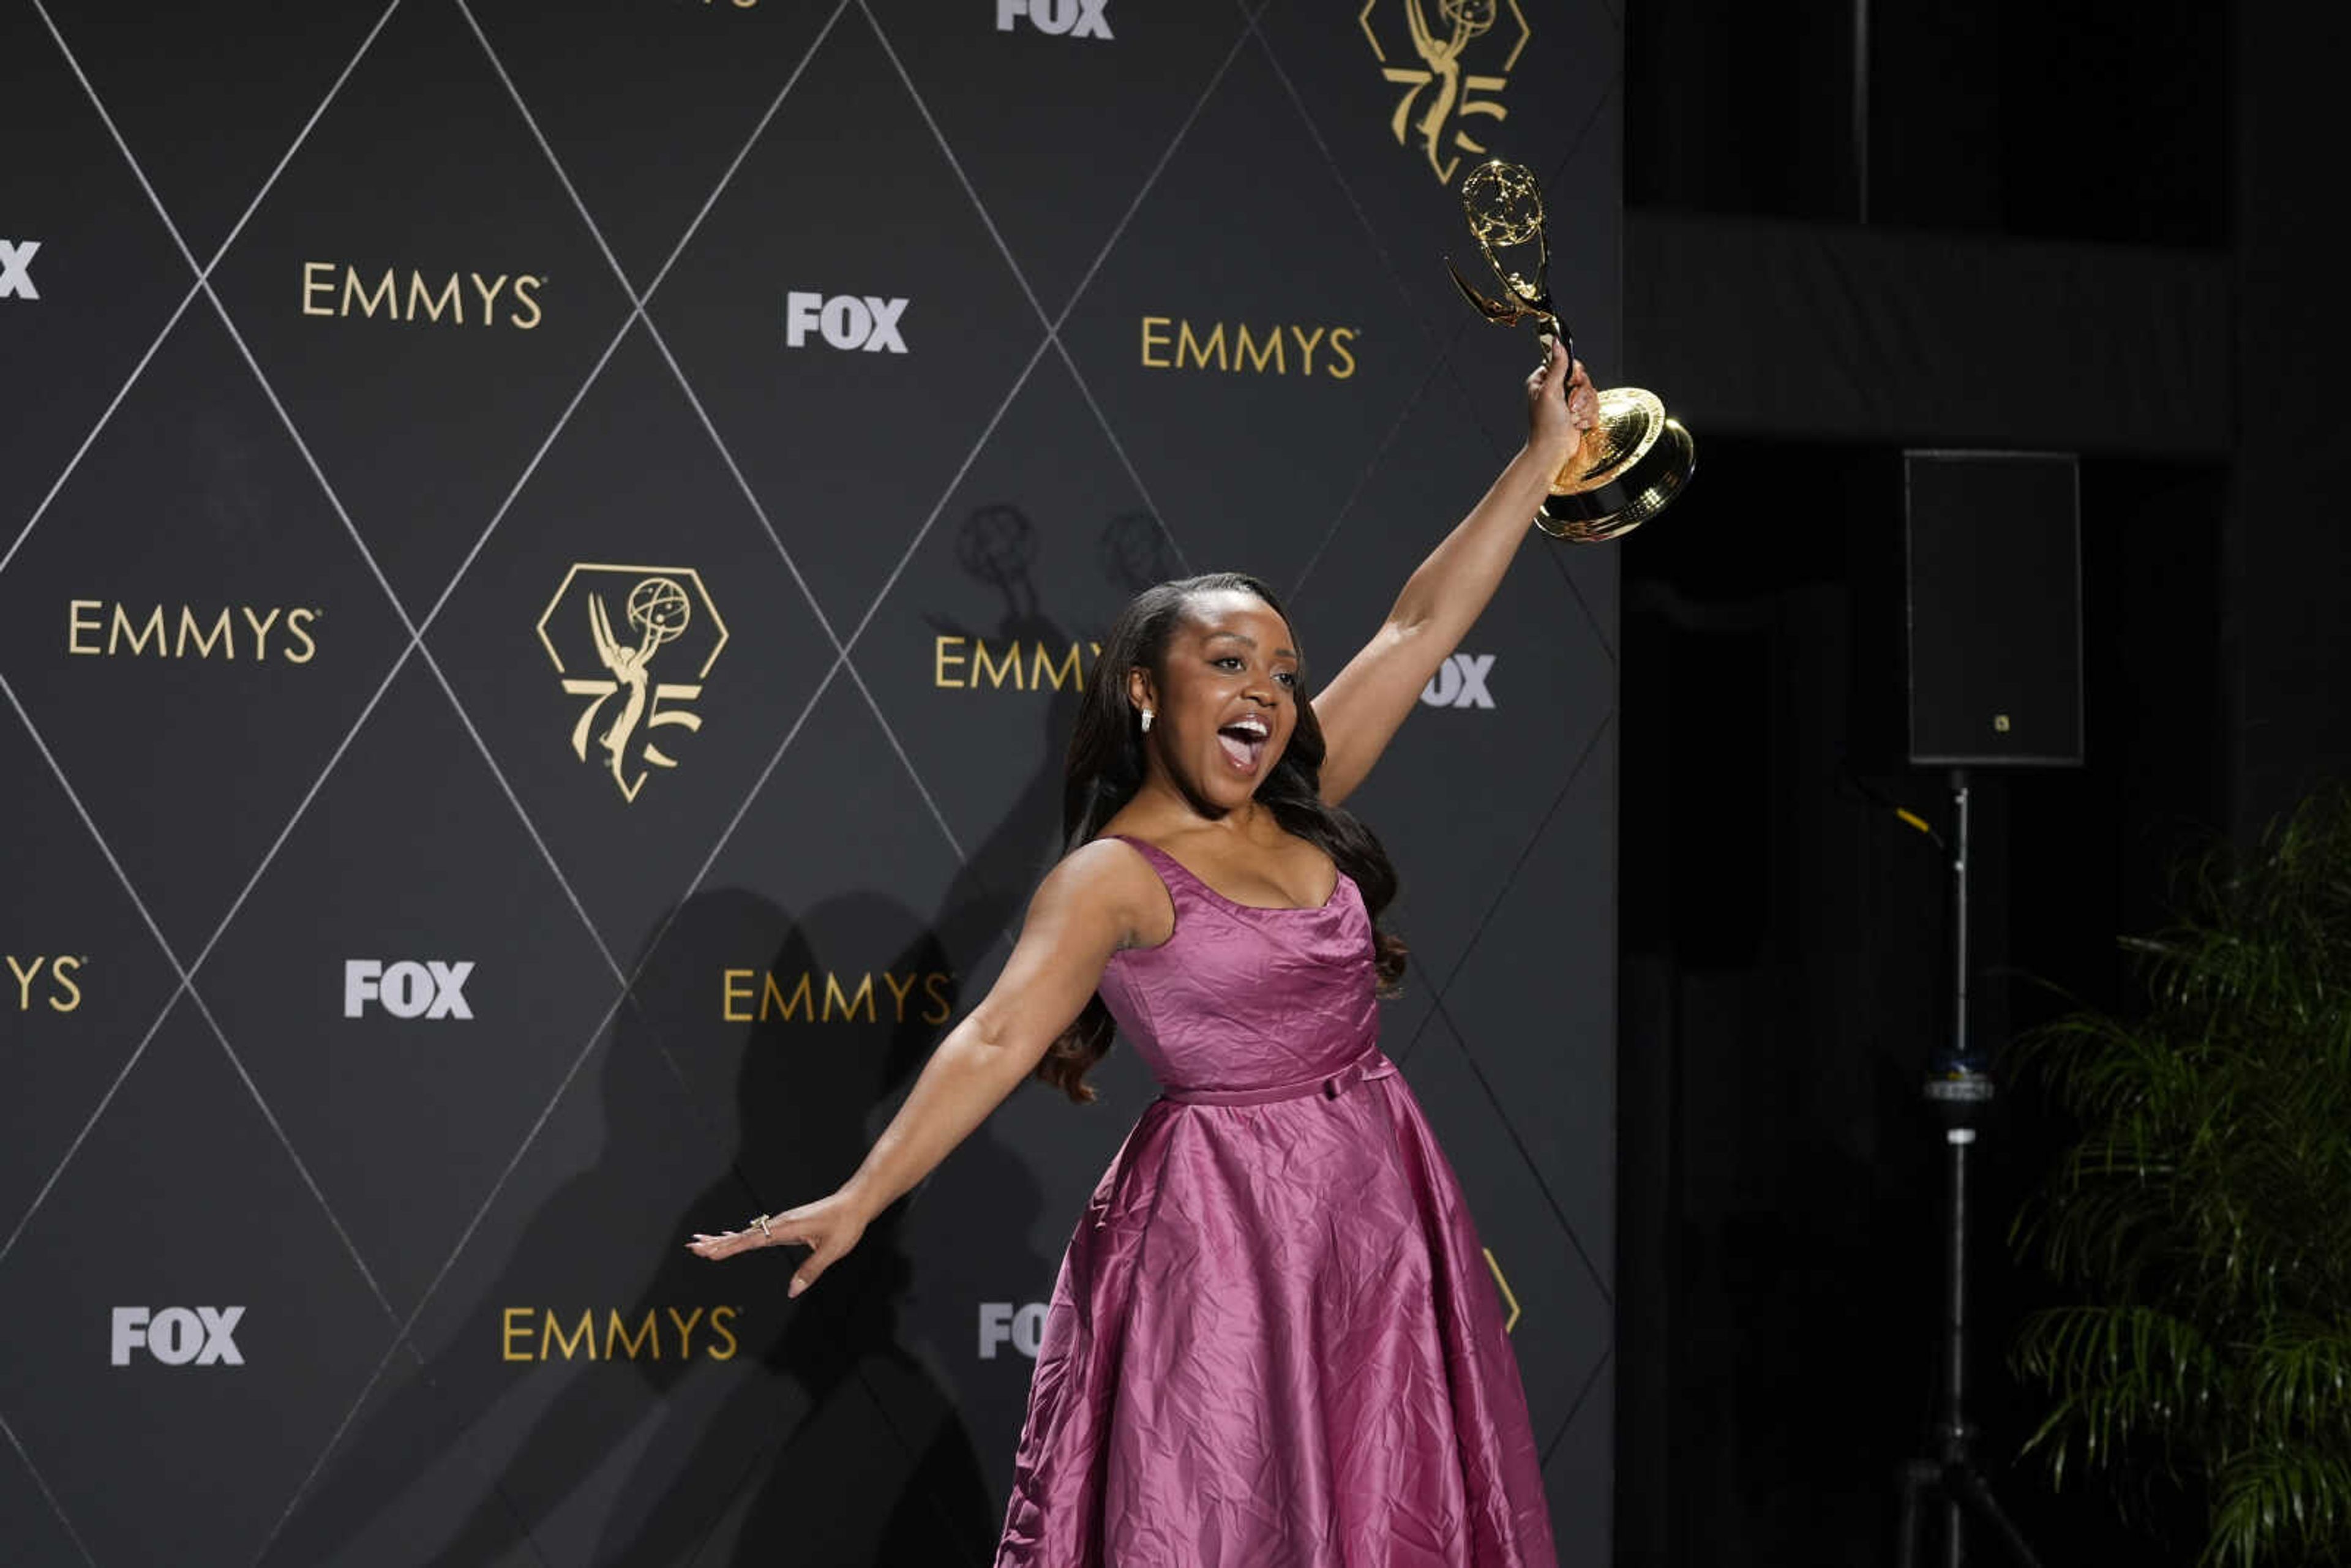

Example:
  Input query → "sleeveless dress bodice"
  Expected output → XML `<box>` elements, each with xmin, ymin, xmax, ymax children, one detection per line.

<box><xmin>1095</xmin><ymin>836</ymin><xmax>1390</xmax><ymax>1103</ymax></box>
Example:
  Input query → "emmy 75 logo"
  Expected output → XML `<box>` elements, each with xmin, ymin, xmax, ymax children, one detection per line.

<box><xmin>536</xmin><ymin>566</ymin><xmax>730</xmax><ymax>802</ymax></box>
<box><xmin>1357</xmin><ymin>0</ymin><xmax>1531</xmax><ymax>184</ymax></box>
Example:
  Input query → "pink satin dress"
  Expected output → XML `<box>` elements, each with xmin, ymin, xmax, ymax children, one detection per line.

<box><xmin>992</xmin><ymin>835</ymin><xmax>1560</xmax><ymax>1567</ymax></box>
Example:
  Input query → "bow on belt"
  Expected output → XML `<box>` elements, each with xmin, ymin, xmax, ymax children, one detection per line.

<box><xmin>1160</xmin><ymin>1048</ymin><xmax>1397</xmax><ymax>1107</ymax></box>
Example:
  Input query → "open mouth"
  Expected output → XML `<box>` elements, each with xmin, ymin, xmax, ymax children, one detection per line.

<box><xmin>1217</xmin><ymin>715</ymin><xmax>1269</xmax><ymax>773</ymax></box>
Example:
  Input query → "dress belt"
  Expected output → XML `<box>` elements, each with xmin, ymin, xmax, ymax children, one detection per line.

<box><xmin>1160</xmin><ymin>1048</ymin><xmax>1396</xmax><ymax>1107</ymax></box>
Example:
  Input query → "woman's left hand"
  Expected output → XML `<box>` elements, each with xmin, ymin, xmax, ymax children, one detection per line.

<box><xmin>1526</xmin><ymin>336</ymin><xmax>1599</xmax><ymax>461</ymax></box>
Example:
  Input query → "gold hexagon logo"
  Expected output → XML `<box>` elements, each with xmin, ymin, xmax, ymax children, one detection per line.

<box><xmin>1358</xmin><ymin>0</ymin><xmax>1532</xmax><ymax>184</ymax></box>
<box><xmin>536</xmin><ymin>563</ymin><xmax>730</xmax><ymax>802</ymax></box>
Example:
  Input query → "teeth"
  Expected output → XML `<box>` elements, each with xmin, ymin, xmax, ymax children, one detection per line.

<box><xmin>1228</xmin><ymin>718</ymin><xmax>1267</xmax><ymax>738</ymax></box>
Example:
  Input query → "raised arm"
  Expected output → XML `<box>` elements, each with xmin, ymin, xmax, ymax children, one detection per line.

<box><xmin>1311</xmin><ymin>339</ymin><xmax>1594</xmax><ymax>805</ymax></box>
<box><xmin>686</xmin><ymin>838</ymin><xmax>1161</xmax><ymax>1293</ymax></box>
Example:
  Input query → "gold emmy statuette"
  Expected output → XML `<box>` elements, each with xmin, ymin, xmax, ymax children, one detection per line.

<box><xmin>1448</xmin><ymin>159</ymin><xmax>1695</xmax><ymax>541</ymax></box>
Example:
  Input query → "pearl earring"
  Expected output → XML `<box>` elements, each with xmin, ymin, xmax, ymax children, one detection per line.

<box><xmin>1140</xmin><ymin>708</ymin><xmax>1155</xmax><ymax>732</ymax></box>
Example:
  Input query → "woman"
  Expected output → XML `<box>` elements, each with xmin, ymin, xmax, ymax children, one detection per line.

<box><xmin>691</xmin><ymin>339</ymin><xmax>1599</xmax><ymax>1566</ymax></box>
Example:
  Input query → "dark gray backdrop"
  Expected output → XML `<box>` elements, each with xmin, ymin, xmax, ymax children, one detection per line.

<box><xmin>0</xmin><ymin>1</ymin><xmax>1620</xmax><ymax>1562</ymax></box>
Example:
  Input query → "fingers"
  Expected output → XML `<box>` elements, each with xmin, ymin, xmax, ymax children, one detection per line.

<box><xmin>684</xmin><ymin>1196</ymin><xmax>855</xmax><ymax>1297</ymax></box>
<box><xmin>789</xmin><ymin>1234</ymin><xmax>845</xmax><ymax>1298</ymax></box>
<box><xmin>1532</xmin><ymin>332</ymin><xmax>1570</xmax><ymax>389</ymax></box>
<box><xmin>683</xmin><ymin>1229</ymin><xmax>748</xmax><ymax>1261</ymax></box>
<box><xmin>1563</xmin><ymin>357</ymin><xmax>1599</xmax><ymax>431</ymax></box>
<box><xmin>684</xmin><ymin>1224</ymin><xmax>816</xmax><ymax>1262</ymax></box>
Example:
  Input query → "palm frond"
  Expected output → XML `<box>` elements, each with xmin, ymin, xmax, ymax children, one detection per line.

<box><xmin>2015</xmin><ymin>788</ymin><xmax>2351</xmax><ymax>1567</ymax></box>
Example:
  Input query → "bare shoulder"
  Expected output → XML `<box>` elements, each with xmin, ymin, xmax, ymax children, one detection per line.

<box><xmin>1037</xmin><ymin>835</ymin><xmax>1173</xmax><ymax>949</ymax></box>
<box><xmin>1038</xmin><ymin>837</ymin><xmax>1161</xmax><ymax>914</ymax></box>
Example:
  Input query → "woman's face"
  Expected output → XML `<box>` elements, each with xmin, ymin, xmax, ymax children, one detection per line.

<box><xmin>1131</xmin><ymin>588</ymin><xmax>1302</xmax><ymax>814</ymax></box>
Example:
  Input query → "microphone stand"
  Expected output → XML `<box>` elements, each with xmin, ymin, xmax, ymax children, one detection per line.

<box><xmin>1894</xmin><ymin>770</ymin><xmax>2047</xmax><ymax>1568</ymax></box>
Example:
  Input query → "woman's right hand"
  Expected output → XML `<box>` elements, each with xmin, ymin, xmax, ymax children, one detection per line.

<box><xmin>1526</xmin><ymin>335</ymin><xmax>1598</xmax><ymax>463</ymax></box>
<box><xmin>687</xmin><ymin>1188</ymin><xmax>869</xmax><ymax>1298</ymax></box>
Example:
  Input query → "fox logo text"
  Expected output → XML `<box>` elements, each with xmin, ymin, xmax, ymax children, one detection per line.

<box><xmin>785</xmin><ymin>291</ymin><xmax>909</xmax><ymax>353</ymax></box>
<box><xmin>996</xmin><ymin>0</ymin><xmax>1111</xmax><ymax>39</ymax></box>
<box><xmin>345</xmin><ymin>960</ymin><xmax>474</xmax><ymax>1019</ymax></box>
<box><xmin>111</xmin><ymin>1307</ymin><xmax>244</xmax><ymax>1366</ymax></box>
<box><xmin>980</xmin><ymin>1301</ymin><xmax>1048</xmax><ymax>1359</ymax></box>
<box><xmin>0</xmin><ymin>239</ymin><xmax>39</xmax><ymax>301</ymax></box>
<box><xmin>1419</xmin><ymin>653</ymin><xmax>1495</xmax><ymax>709</ymax></box>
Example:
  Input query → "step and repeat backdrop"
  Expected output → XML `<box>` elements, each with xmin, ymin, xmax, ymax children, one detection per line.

<box><xmin>1</xmin><ymin>1</ymin><xmax>1621</xmax><ymax>1562</ymax></box>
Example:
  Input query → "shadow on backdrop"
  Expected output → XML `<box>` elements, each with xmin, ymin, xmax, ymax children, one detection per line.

<box><xmin>261</xmin><ymin>503</ymin><xmax>1185</xmax><ymax>1565</ymax></box>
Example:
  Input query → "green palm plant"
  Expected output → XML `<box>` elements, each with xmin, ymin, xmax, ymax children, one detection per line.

<box><xmin>2014</xmin><ymin>789</ymin><xmax>2351</xmax><ymax>1567</ymax></box>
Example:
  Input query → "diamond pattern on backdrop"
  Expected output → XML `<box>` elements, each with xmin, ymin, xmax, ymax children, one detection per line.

<box><xmin>205</xmin><ymin>0</ymin><xmax>642</xmax><ymax>618</ymax></box>
<box><xmin>0</xmin><ymin>4</ymin><xmax>204</xmax><ymax>561</ymax></box>
<box><xmin>427</xmin><ymin>321</ymin><xmax>842</xmax><ymax>958</ymax></box>
<box><xmin>652</xmin><ymin>3</ymin><xmax>1052</xmax><ymax>634</ymax></box>
<box><xmin>467</xmin><ymin>0</ymin><xmax>844</xmax><ymax>293</ymax></box>
<box><xmin>0</xmin><ymin>1427</ymin><xmax>88</xmax><ymax>1568</ymax></box>
<box><xmin>0</xmin><ymin>306</ymin><xmax>414</xmax><ymax>956</ymax></box>
<box><xmin>0</xmin><ymin>1003</ymin><xmax>396</xmax><ymax>1567</ymax></box>
<box><xmin>0</xmin><ymin>1</ymin><xmax>1621</xmax><ymax>1559</ymax></box>
<box><xmin>0</xmin><ymin>703</ymin><xmax>183</xmax><ymax>1253</ymax></box>
<box><xmin>1542</xmin><ymin>1359</ymin><xmax>1618</xmax><ymax>1553</ymax></box>
<box><xmin>388</xmin><ymin>994</ymin><xmax>999</xmax><ymax>1566</ymax></box>
<box><xmin>1439</xmin><ymin>742</ymin><xmax>1621</xmax><ymax>1252</ymax></box>
<box><xmin>1059</xmin><ymin>33</ymin><xmax>1438</xmax><ymax>592</ymax></box>
<box><xmin>1401</xmin><ymin>1007</ymin><xmax>1615</xmax><ymax>1449</ymax></box>
<box><xmin>628</xmin><ymin>670</ymin><xmax>1166</xmax><ymax>1515</ymax></box>
<box><xmin>624</xmin><ymin>674</ymin><xmax>993</xmax><ymax>1171</ymax></box>
<box><xmin>865</xmin><ymin>0</ymin><xmax>1253</xmax><ymax>309</ymax></box>
<box><xmin>195</xmin><ymin>660</ymin><xmax>630</xmax><ymax>1318</ymax></box>
<box><xmin>258</xmin><ymin>1349</ymin><xmax>546</xmax><ymax>1568</ymax></box>
<box><xmin>852</xmin><ymin>350</ymin><xmax>1168</xmax><ymax>906</ymax></box>
<box><xmin>39</xmin><ymin>0</ymin><xmax>395</xmax><ymax>264</ymax></box>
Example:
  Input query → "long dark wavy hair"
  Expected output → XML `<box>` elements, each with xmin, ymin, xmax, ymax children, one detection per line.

<box><xmin>1034</xmin><ymin>571</ymin><xmax>1409</xmax><ymax>1103</ymax></box>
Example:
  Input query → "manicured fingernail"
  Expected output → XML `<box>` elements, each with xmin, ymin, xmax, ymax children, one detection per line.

<box><xmin>789</xmin><ymin>1277</ymin><xmax>806</xmax><ymax>1297</ymax></box>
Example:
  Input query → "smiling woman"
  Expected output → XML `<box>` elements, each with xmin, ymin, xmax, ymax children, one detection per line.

<box><xmin>1037</xmin><ymin>571</ymin><xmax>1408</xmax><ymax>1103</ymax></box>
<box><xmin>692</xmin><ymin>338</ymin><xmax>1602</xmax><ymax>1568</ymax></box>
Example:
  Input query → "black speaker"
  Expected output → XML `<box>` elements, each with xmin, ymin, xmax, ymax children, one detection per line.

<box><xmin>1904</xmin><ymin>451</ymin><xmax>2083</xmax><ymax>767</ymax></box>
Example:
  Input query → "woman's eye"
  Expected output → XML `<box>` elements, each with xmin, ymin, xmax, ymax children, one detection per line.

<box><xmin>1213</xmin><ymin>656</ymin><xmax>1243</xmax><ymax>670</ymax></box>
<box><xmin>1274</xmin><ymin>670</ymin><xmax>1298</xmax><ymax>688</ymax></box>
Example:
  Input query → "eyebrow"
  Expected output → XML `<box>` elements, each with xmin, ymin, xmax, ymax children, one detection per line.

<box><xmin>1204</xmin><ymin>630</ymin><xmax>1301</xmax><ymax>660</ymax></box>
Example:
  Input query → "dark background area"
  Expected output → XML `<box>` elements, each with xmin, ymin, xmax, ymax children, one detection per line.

<box><xmin>1614</xmin><ymin>1</ymin><xmax>2346</xmax><ymax>1563</ymax></box>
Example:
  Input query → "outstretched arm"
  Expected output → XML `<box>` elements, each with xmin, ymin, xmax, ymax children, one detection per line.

<box><xmin>1311</xmin><ymin>339</ymin><xmax>1594</xmax><ymax>806</ymax></box>
<box><xmin>687</xmin><ymin>839</ymin><xmax>1160</xmax><ymax>1294</ymax></box>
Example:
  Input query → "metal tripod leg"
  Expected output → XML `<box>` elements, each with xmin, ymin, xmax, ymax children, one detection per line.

<box><xmin>1897</xmin><ymin>1453</ymin><xmax>2045</xmax><ymax>1567</ymax></box>
<box><xmin>1944</xmin><ymin>1460</ymin><xmax>2046</xmax><ymax>1567</ymax></box>
<box><xmin>1895</xmin><ymin>1458</ymin><xmax>1937</xmax><ymax>1568</ymax></box>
